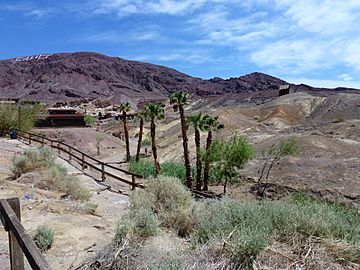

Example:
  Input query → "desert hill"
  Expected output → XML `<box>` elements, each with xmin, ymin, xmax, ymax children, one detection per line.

<box><xmin>0</xmin><ymin>52</ymin><xmax>359</xmax><ymax>105</ymax></box>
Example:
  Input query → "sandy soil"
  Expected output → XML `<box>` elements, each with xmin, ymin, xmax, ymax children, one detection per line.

<box><xmin>0</xmin><ymin>138</ymin><xmax>130</xmax><ymax>269</ymax></box>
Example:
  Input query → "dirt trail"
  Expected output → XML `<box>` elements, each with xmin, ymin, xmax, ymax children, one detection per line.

<box><xmin>0</xmin><ymin>138</ymin><xmax>130</xmax><ymax>270</ymax></box>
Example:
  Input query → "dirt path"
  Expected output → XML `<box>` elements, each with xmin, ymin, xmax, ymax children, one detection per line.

<box><xmin>0</xmin><ymin>138</ymin><xmax>131</xmax><ymax>270</ymax></box>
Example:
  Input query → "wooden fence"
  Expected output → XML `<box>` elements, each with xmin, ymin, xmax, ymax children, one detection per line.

<box><xmin>17</xmin><ymin>130</ymin><xmax>145</xmax><ymax>190</ymax></box>
<box><xmin>0</xmin><ymin>197</ymin><xmax>52</xmax><ymax>270</ymax></box>
<box><xmin>17</xmin><ymin>130</ymin><xmax>217</xmax><ymax>199</ymax></box>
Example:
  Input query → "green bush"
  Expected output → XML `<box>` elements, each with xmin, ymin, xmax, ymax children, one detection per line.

<box><xmin>132</xmin><ymin>208</ymin><xmax>159</xmax><ymax>237</ymax></box>
<box><xmin>149</xmin><ymin>257</ymin><xmax>185</xmax><ymax>270</ymax></box>
<box><xmin>34</xmin><ymin>225</ymin><xmax>54</xmax><ymax>253</ymax></box>
<box><xmin>49</xmin><ymin>166</ymin><xmax>91</xmax><ymax>202</ymax></box>
<box><xmin>12</xmin><ymin>147</ymin><xmax>56</xmax><ymax>177</ymax></box>
<box><xmin>84</xmin><ymin>114</ymin><xmax>96</xmax><ymax>126</ymax></box>
<box><xmin>132</xmin><ymin>176</ymin><xmax>194</xmax><ymax>236</ymax></box>
<box><xmin>114</xmin><ymin>218</ymin><xmax>132</xmax><ymax>245</ymax></box>
<box><xmin>0</xmin><ymin>103</ymin><xmax>44</xmax><ymax>136</ymax></box>
<box><xmin>192</xmin><ymin>196</ymin><xmax>360</xmax><ymax>266</ymax></box>
<box><xmin>129</xmin><ymin>159</ymin><xmax>220</xmax><ymax>185</ymax></box>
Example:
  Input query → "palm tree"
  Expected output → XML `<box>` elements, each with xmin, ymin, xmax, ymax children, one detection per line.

<box><xmin>143</xmin><ymin>103</ymin><xmax>164</xmax><ymax>176</ymax></box>
<box><xmin>187</xmin><ymin>112</ymin><xmax>207</xmax><ymax>191</ymax></box>
<box><xmin>135</xmin><ymin>108</ymin><xmax>146</xmax><ymax>162</ymax></box>
<box><xmin>170</xmin><ymin>91</ymin><xmax>193</xmax><ymax>189</ymax></box>
<box><xmin>203</xmin><ymin>116</ymin><xmax>224</xmax><ymax>191</ymax></box>
<box><xmin>118</xmin><ymin>102</ymin><xmax>132</xmax><ymax>162</ymax></box>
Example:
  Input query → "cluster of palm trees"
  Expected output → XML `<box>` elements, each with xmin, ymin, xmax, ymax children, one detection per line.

<box><xmin>117</xmin><ymin>91</ymin><xmax>223</xmax><ymax>191</ymax></box>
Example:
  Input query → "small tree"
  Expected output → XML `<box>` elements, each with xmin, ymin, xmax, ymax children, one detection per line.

<box><xmin>203</xmin><ymin>135</ymin><xmax>253</xmax><ymax>194</ymax></box>
<box><xmin>0</xmin><ymin>103</ymin><xmax>44</xmax><ymax>136</ymax></box>
<box><xmin>257</xmin><ymin>138</ymin><xmax>299</xmax><ymax>196</ymax></box>
<box><xmin>84</xmin><ymin>114</ymin><xmax>96</xmax><ymax>126</ymax></box>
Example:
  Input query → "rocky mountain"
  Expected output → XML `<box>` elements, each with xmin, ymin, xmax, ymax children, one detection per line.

<box><xmin>0</xmin><ymin>52</ymin><xmax>358</xmax><ymax>105</ymax></box>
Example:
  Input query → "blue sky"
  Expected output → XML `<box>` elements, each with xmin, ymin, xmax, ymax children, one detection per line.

<box><xmin>1</xmin><ymin>0</ymin><xmax>360</xmax><ymax>88</ymax></box>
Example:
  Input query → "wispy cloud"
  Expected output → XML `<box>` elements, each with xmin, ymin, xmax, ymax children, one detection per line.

<box><xmin>286</xmin><ymin>77</ymin><xmax>360</xmax><ymax>89</ymax></box>
<box><xmin>91</xmin><ymin>0</ymin><xmax>209</xmax><ymax>16</ymax></box>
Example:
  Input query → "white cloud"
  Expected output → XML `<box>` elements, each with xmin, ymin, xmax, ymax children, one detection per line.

<box><xmin>92</xmin><ymin>0</ymin><xmax>210</xmax><ymax>16</ymax></box>
<box><xmin>338</xmin><ymin>74</ymin><xmax>353</xmax><ymax>82</ymax></box>
<box><xmin>286</xmin><ymin>77</ymin><xmax>360</xmax><ymax>89</ymax></box>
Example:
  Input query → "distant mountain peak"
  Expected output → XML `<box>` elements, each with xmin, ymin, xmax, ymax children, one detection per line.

<box><xmin>0</xmin><ymin>52</ymin><xmax>358</xmax><ymax>104</ymax></box>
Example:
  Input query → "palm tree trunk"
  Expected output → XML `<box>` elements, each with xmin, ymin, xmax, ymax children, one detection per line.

<box><xmin>179</xmin><ymin>104</ymin><xmax>192</xmax><ymax>188</ymax></box>
<box><xmin>203</xmin><ymin>130</ymin><xmax>212</xmax><ymax>191</ymax></box>
<box><xmin>136</xmin><ymin>116</ymin><xmax>143</xmax><ymax>162</ymax></box>
<box><xmin>123</xmin><ymin>111</ymin><xmax>130</xmax><ymax>161</ymax></box>
<box><xmin>151</xmin><ymin>118</ymin><xmax>160</xmax><ymax>176</ymax></box>
<box><xmin>195</xmin><ymin>128</ymin><xmax>202</xmax><ymax>191</ymax></box>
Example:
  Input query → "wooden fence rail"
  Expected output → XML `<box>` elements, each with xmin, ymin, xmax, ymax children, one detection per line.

<box><xmin>0</xmin><ymin>198</ymin><xmax>52</xmax><ymax>270</ymax></box>
<box><xmin>17</xmin><ymin>130</ymin><xmax>145</xmax><ymax>190</ymax></box>
<box><xmin>17</xmin><ymin>130</ymin><xmax>218</xmax><ymax>199</ymax></box>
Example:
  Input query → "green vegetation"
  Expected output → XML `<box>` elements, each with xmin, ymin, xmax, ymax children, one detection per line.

<box><xmin>193</xmin><ymin>195</ymin><xmax>360</xmax><ymax>267</ymax></box>
<box><xmin>149</xmin><ymin>257</ymin><xmax>185</xmax><ymax>270</ymax></box>
<box><xmin>114</xmin><ymin>176</ymin><xmax>360</xmax><ymax>268</ymax></box>
<box><xmin>84</xmin><ymin>114</ymin><xmax>96</xmax><ymax>126</ymax></box>
<box><xmin>12</xmin><ymin>147</ymin><xmax>90</xmax><ymax>201</ymax></box>
<box><xmin>12</xmin><ymin>147</ymin><xmax>56</xmax><ymax>178</ymax></box>
<box><xmin>49</xmin><ymin>166</ymin><xmax>91</xmax><ymax>201</ymax></box>
<box><xmin>0</xmin><ymin>103</ymin><xmax>44</xmax><ymax>136</ymax></box>
<box><xmin>141</xmin><ymin>136</ymin><xmax>151</xmax><ymax>147</ymax></box>
<box><xmin>129</xmin><ymin>159</ymin><xmax>220</xmax><ymax>186</ymax></box>
<box><xmin>85</xmin><ymin>202</ymin><xmax>99</xmax><ymax>215</ymax></box>
<box><xmin>201</xmin><ymin>135</ymin><xmax>253</xmax><ymax>193</ymax></box>
<box><xmin>34</xmin><ymin>225</ymin><xmax>54</xmax><ymax>253</ymax></box>
<box><xmin>258</xmin><ymin>138</ymin><xmax>299</xmax><ymax>195</ymax></box>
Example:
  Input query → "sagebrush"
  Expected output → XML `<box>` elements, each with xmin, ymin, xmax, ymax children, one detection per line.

<box><xmin>34</xmin><ymin>225</ymin><xmax>54</xmax><ymax>253</ymax></box>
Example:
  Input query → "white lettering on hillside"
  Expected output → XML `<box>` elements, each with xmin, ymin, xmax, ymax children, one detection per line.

<box><xmin>14</xmin><ymin>54</ymin><xmax>53</xmax><ymax>62</ymax></box>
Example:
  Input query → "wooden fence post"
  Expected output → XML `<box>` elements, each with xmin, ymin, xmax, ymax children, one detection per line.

<box><xmin>69</xmin><ymin>147</ymin><xmax>72</xmax><ymax>161</ymax></box>
<box><xmin>41</xmin><ymin>138</ymin><xmax>44</xmax><ymax>147</ymax></box>
<box><xmin>28</xmin><ymin>134</ymin><xmax>31</xmax><ymax>145</ymax></box>
<box><xmin>57</xmin><ymin>143</ymin><xmax>60</xmax><ymax>154</ymax></box>
<box><xmin>7</xmin><ymin>198</ymin><xmax>25</xmax><ymax>270</ymax></box>
<box><xmin>131</xmin><ymin>175</ymin><xmax>136</xmax><ymax>190</ymax></box>
<box><xmin>101</xmin><ymin>163</ymin><xmax>105</xmax><ymax>182</ymax></box>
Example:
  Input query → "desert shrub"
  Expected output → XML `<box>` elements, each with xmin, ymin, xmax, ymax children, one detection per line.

<box><xmin>192</xmin><ymin>196</ymin><xmax>360</xmax><ymax>266</ymax></box>
<box><xmin>113</xmin><ymin>208</ymin><xmax>159</xmax><ymax>244</ymax></box>
<box><xmin>84</xmin><ymin>114</ymin><xmax>96</xmax><ymax>126</ymax></box>
<box><xmin>132</xmin><ymin>208</ymin><xmax>159</xmax><ymax>237</ymax></box>
<box><xmin>49</xmin><ymin>166</ymin><xmax>91</xmax><ymax>201</ymax></box>
<box><xmin>12</xmin><ymin>147</ymin><xmax>56</xmax><ymax>177</ymax></box>
<box><xmin>114</xmin><ymin>218</ymin><xmax>132</xmax><ymax>245</ymax></box>
<box><xmin>129</xmin><ymin>159</ymin><xmax>219</xmax><ymax>185</ymax></box>
<box><xmin>34</xmin><ymin>225</ymin><xmax>54</xmax><ymax>253</ymax></box>
<box><xmin>131</xmin><ymin>176</ymin><xmax>194</xmax><ymax>236</ymax></box>
<box><xmin>149</xmin><ymin>257</ymin><xmax>185</xmax><ymax>270</ymax></box>
<box><xmin>85</xmin><ymin>202</ymin><xmax>99</xmax><ymax>215</ymax></box>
